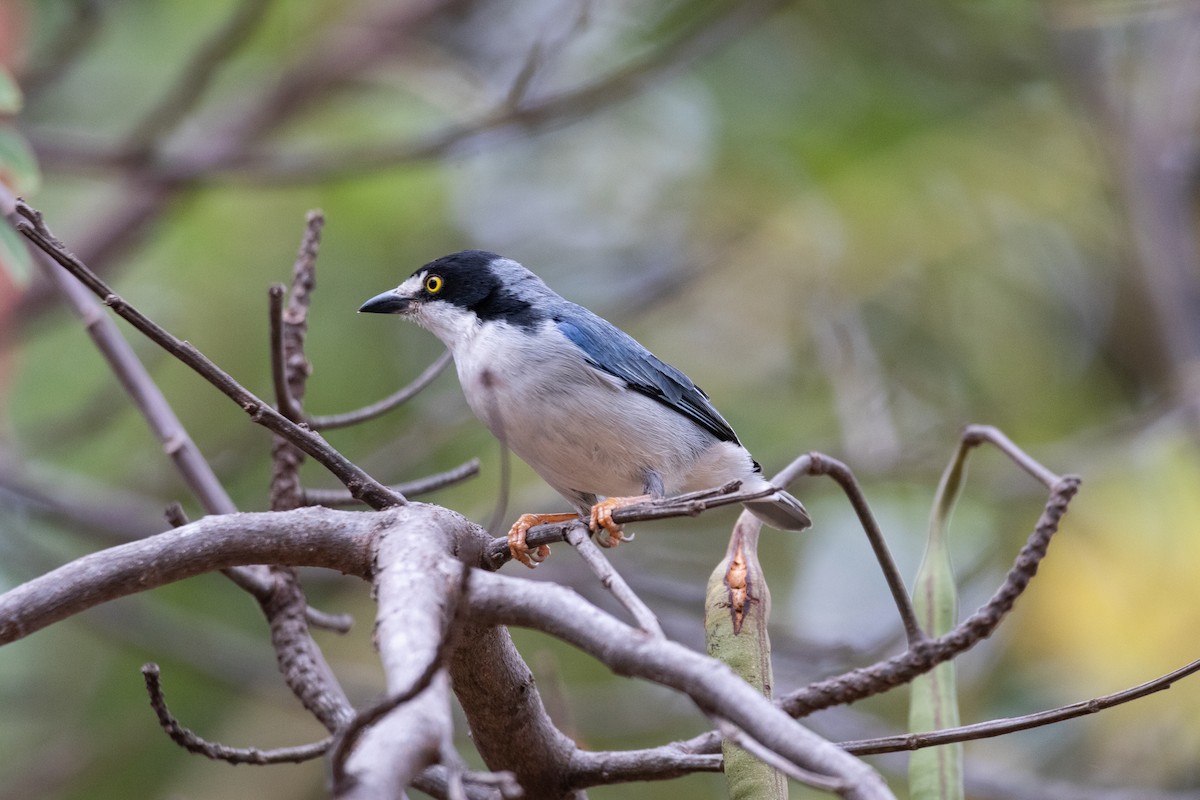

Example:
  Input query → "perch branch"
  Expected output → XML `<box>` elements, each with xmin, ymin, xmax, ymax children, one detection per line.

<box><xmin>479</xmin><ymin>481</ymin><xmax>774</xmax><ymax>569</ymax></box>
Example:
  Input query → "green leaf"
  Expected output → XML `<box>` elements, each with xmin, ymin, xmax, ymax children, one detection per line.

<box><xmin>705</xmin><ymin>522</ymin><xmax>787</xmax><ymax>800</ymax></box>
<box><xmin>0</xmin><ymin>126</ymin><xmax>41</xmax><ymax>194</ymax></box>
<box><xmin>0</xmin><ymin>67</ymin><xmax>22</xmax><ymax>114</ymax></box>
<box><xmin>0</xmin><ymin>220</ymin><xmax>33</xmax><ymax>286</ymax></box>
<box><xmin>908</xmin><ymin>443</ymin><xmax>967</xmax><ymax>800</ymax></box>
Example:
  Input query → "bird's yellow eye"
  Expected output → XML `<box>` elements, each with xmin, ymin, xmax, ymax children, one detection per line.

<box><xmin>424</xmin><ymin>274</ymin><xmax>444</xmax><ymax>294</ymax></box>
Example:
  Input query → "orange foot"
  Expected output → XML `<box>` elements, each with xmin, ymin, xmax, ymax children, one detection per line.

<box><xmin>589</xmin><ymin>495</ymin><xmax>651</xmax><ymax>548</ymax></box>
<box><xmin>507</xmin><ymin>512</ymin><xmax>578</xmax><ymax>568</ymax></box>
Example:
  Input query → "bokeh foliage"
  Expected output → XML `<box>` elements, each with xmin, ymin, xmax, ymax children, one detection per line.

<box><xmin>2</xmin><ymin>0</ymin><xmax>1199</xmax><ymax>798</ymax></box>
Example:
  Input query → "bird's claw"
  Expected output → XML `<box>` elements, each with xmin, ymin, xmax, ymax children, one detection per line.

<box><xmin>507</xmin><ymin>512</ymin><xmax>575</xmax><ymax>568</ymax></box>
<box><xmin>589</xmin><ymin>496</ymin><xmax>647</xmax><ymax>548</ymax></box>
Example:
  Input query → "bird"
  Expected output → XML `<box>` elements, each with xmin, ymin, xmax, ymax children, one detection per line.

<box><xmin>359</xmin><ymin>250</ymin><xmax>811</xmax><ymax>567</ymax></box>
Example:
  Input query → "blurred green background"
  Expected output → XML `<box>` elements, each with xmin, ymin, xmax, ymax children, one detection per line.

<box><xmin>2</xmin><ymin>1</ymin><xmax>1200</xmax><ymax>798</ymax></box>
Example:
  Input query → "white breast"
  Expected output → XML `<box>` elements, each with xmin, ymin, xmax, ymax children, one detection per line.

<box><xmin>449</xmin><ymin>320</ymin><xmax>757</xmax><ymax>502</ymax></box>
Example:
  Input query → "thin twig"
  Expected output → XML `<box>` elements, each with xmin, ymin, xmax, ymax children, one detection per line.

<box><xmin>141</xmin><ymin>663</ymin><xmax>332</xmax><ymax>764</ymax></box>
<box><xmin>780</xmin><ymin>474</ymin><xmax>1081</xmax><ymax>717</ymax></box>
<box><xmin>9</xmin><ymin>198</ymin><xmax>405</xmax><ymax>510</ymax></box>
<box><xmin>480</xmin><ymin>481</ymin><xmax>768</xmax><ymax>569</ymax></box>
<box><xmin>564</xmin><ymin>524</ymin><xmax>665</xmax><ymax>638</ymax></box>
<box><xmin>268</xmin><ymin>284</ymin><xmax>304</xmax><ymax>422</ymax></box>
<box><xmin>164</xmin><ymin>502</ymin><xmax>189</xmax><ymax>528</ymax></box>
<box><xmin>841</xmin><ymin>656</ymin><xmax>1200</xmax><ymax>755</ymax></box>
<box><xmin>960</xmin><ymin>424</ymin><xmax>1062</xmax><ymax>488</ymax></box>
<box><xmin>301</xmin><ymin>458</ymin><xmax>481</xmax><ymax>507</ymax></box>
<box><xmin>263</xmin><ymin>209</ymin><xmax>355</xmax><ymax>730</ymax></box>
<box><xmin>310</xmin><ymin>349</ymin><xmax>453</xmax><ymax>430</ymax></box>
<box><xmin>805</xmin><ymin>453</ymin><xmax>925</xmax><ymax>646</ymax></box>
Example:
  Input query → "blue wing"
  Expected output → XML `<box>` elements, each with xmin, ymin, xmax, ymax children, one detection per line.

<box><xmin>555</xmin><ymin>306</ymin><xmax>739</xmax><ymax>444</ymax></box>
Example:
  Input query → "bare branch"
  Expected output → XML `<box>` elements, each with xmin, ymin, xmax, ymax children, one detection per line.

<box><xmin>449</xmin><ymin>619</ymin><xmax>580</xmax><ymax>797</ymax></box>
<box><xmin>269</xmin><ymin>284</ymin><xmax>303</xmax><ymax>422</ymax></box>
<box><xmin>261</xmin><ymin>570</ymin><xmax>355</xmax><ymax>730</ymax></box>
<box><xmin>479</xmin><ymin>481</ymin><xmax>774</xmax><ymax>569</ymax></box>
<box><xmin>0</xmin><ymin>506</ymin><xmax>383</xmax><ymax>646</ymax></box>
<box><xmin>842</xmin><ymin>656</ymin><xmax>1200</xmax><ymax>755</ymax></box>
<box><xmin>467</xmin><ymin>570</ymin><xmax>894</xmax><ymax>800</ymax></box>
<box><xmin>6</xmin><ymin>196</ymin><xmax>405</xmax><ymax>510</ymax></box>
<box><xmin>336</xmin><ymin>505</ymin><xmax>467</xmax><ymax>798</ymax></box>
<box><xmin>779</xmin><ymin>474</ymin><xmax>1081</xmax><ymax>717</ymax></box>
<box><xmin>309</xmin><ymin>349</ymin><xmax>453</xmax><ymax>430</ymax></box>
<box><xmin>960</xmin><ymin>424</ymin><xmax>1062</xmax><ymax>488</ymax></box>
<box><xmin>564</xmin><ymin>524</ymin><xmax>665</xmax><ymax>637</ymax></box>
<box><xmin>330</xmin><ymin>538</ymin><xmax>472</xmax><ymax>788</ymax></box>
<box><xmin>568</xmin><ymin>740</ymin><xmax>723</xmax><ymax>787</ymax></box>
<box><xmin>415</xmin><ymin>766</ymin><xmax>524</xmax><ymax>800</ymax></box>
<box><xmin>141</xmin><ymin>663</ymin><xmax>332</xmax><ymax>764</ymax></box>
<box><xmin>301</xmin><ymin>458</ymin><xmax>481</xmax><ymax>507</ymax></box>
<box><xmin>804</xmin><ymin>453</ymin><xmax>925</xmax><ymax>646</ymax></box>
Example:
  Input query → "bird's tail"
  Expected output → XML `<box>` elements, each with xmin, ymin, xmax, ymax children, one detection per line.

<box><xmin>743</xmin><ymin>489</ymin><xmax>812</xmax><ymax>531</ymax></box>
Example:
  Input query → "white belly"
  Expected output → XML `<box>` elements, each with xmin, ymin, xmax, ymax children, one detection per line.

<box><xmin>451</xmin><ymin>322</ymin><xmax>755</xmax><ymax>500</ymax></box>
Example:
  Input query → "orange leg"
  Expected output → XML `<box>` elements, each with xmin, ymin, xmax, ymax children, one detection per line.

<box><xmin>507</xmin><ymin>512</ymin><xmax>578</xmax><ymax>568</ymax></box>
<box><xmin>589</xmin><ymin>495</ymin><xmax>651</xmax><ymax>548</ymax></box>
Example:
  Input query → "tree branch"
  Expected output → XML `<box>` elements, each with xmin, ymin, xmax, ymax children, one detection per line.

<box><xmin>336</xmin><ymin>504</ymin><xmax>467</xmax><ymax>798</ymax></box>
<box><xmin>141</xmin><ymin>662</ymin><xmax>332</xmax><ymax>764</ymax></box>
<box><xmin>803</xmin><ymin>452</ymin><xmax>926</xmax><ymax>646</ymax></box>
<box><xmin>301</xmin><ymin>458</ymin><xmax>480</xmax><ymax>507</ymax></box>
<box><xmin>309</xmin><ymin>349</ymin><xmax>453</xmax><ymax>430</ymax></box>
<box><xmin>841</xmin><ymin>656</ymin><xmax>1200</xmax><ymax>755</ymax></box>
<box><xmin>0</xmin><ymin>507</ymin><xmax>382</xmax><ymax>646</ymax></box>
<box><xmin>565</xmin><ymin>524</ymin><xmax>665</xmax><ymax>637</ymax></box>
<box><xmin>467</xmin><ymin>570</ymin><xmax>894</xmax><ymax>800</ymax></box>
<box><xmin>479</xmin><ymin>481</ymin><xmax>773</xmax><ymax>569</ymax></box>
<box><xmin>6</xmin><ymin>196</ymin><xmax>406</xmax><ymax>510</ymax></box>
<box><xmin>779</xmin><ymin>474</ymin><xmax>1081</xmax><ymax>717</ymax></box>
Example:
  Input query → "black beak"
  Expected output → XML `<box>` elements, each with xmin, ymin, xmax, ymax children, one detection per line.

<box><xmin>359</xmin><ymin>290</ymin><xmax>412</xmax><ymax>314</ymax></box>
